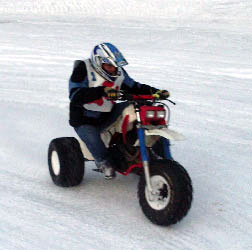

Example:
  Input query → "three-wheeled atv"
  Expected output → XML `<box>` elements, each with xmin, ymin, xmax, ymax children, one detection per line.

<box><xmin>48</xmin><ymin>92</ymin><xmax>193</xmax><ymax>226</ymax></box>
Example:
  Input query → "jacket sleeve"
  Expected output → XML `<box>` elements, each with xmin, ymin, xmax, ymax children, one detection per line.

<box><xmin>69</xmin><ymin>60</ymin><xmax>105</xmax><ymax>105</ymax></box>
<box><xmin>121</xmin><ymin>69</ymin><xmax>158</xmax><ymax>95</ymax></box>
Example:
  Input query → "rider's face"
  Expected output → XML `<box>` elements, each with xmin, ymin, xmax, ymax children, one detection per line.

<box><xmin>102</xmin><ymin>63</ymin><xmax>117</xmax><ymax>75</ymax></box>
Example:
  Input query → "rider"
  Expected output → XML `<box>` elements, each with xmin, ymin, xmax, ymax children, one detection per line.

<box><xmin>69</xmin><ymin>42</ymin><xmax>169</xmax><ymax>179</ymax></box>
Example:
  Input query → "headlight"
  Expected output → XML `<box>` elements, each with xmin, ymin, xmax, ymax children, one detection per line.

<box><xmin>157</xmin><ymin>110</ymin><xmax>166</xmax><ymax>118</ymax></box>
<box><xmin>146</xmin><ymin>111</ymin><xmax>155</xmax><ymax>118</ymax></box>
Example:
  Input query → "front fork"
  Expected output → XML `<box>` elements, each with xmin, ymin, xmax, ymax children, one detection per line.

<box><xmin>137</xmin><ymin>128</ymin><xmax>154</xmax><ymax>193</ymax></box>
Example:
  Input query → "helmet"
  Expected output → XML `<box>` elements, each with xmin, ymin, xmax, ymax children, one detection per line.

<box><xmin>91</xmin><ymin>43</ymin><xmax>128</xmax><ymax>81</ymax></box>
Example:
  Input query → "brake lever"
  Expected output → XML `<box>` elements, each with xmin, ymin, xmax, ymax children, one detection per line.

<box><xmin>167</xmin><ymin>99</ymin><xmax>176</xmax><ymax>105</ymax></box>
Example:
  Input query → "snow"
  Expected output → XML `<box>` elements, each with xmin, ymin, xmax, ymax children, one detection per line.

<box><xmin>0</xmin><ymin>0</ymin><xmax>252</xmax><ymax>249</ymax></box>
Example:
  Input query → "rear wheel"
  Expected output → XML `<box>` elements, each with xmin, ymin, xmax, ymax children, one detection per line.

<box><xmin>138</xmin><ymin>160</ymin><xmax>193</xmax><ymax>226</ymax></box>
<box><xmin>48</xmin><ymin>137</ymin><xmax>85</xmax><ymax>187</ymax></box>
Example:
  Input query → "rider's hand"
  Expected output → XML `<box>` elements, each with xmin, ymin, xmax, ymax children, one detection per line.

<box><xmin>104</xmin><ymin>87</ymin><xmax>120</xmax><ymax>100</ymax></box>
<box><xmin>153</xmin><ymin>89</ymin><xmax>170</xmax><ymax>99</ymax></box>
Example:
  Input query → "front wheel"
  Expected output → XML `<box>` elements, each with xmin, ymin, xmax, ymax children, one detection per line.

<box><xmin>48</xmin><ymin>137</ymin><xmax>85</xmax><ymax>187</ymax></box>
<box><xmin>138</xmin><ymin>160</ymin><xmax>193</xmax><ymax>226</ymax></box>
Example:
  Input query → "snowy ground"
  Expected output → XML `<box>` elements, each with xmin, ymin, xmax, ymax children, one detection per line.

<box><xmin>0</xmin><ymin>1</ymin><xmax>252</xmax><ymax>249</ymax></box>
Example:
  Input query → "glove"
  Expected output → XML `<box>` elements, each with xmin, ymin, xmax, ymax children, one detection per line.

<box><xmin>153</xmin><ymin>89</ymin><xmax>170</xmax><ymax>99</ymax></box>
<box><xmin>104</xmin><ymin>87</ymin><xmax>120</xmax><ymax>100</ymax></box>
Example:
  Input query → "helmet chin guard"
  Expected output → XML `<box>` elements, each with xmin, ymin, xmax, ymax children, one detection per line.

<box><xmin>91</xmin><ymin>43</ymin><xmax>128</xmax><ymax>81</ymax></box>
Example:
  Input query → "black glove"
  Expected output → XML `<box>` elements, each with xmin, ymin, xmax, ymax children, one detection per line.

<box><xmin>154</xmin><ymin>89</ymin><xmax>170</xmax><ymax>99</ymax></box>
<box><xmin>104</xmin><ymin>87</ymin><xmax>120</xmax><ymax>100</ymax></box>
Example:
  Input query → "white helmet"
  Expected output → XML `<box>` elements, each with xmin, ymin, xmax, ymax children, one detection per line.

<box><xmin>91</xmin><ymin>43</ymin><xmax>128</xmax><ymax>81</ymax></box>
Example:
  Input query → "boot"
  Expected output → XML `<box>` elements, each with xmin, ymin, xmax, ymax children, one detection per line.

<box><xmin>97</xmin><ymin>161</ymin><xmax>116</xmax><ymax>180</ymax></box>
<box><xmin>103</xmin><ymin>165</ymin><xmax>116</xmax><ymax>179</ymax></box>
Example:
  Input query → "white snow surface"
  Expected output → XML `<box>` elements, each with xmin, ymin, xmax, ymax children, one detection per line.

<box><xmin>0</xmin><ymin>1</ymin><xmax>252</xmax><ymax>249</ymax></box>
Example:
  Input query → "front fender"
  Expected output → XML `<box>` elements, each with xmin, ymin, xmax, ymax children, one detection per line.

<box><xmin>145</xmin><ymin>127</ymin><xmax>185</xmax><ymax>141</ymax></box>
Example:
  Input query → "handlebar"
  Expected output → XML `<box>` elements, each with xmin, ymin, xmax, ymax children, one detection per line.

<box><xmin>121</xmin><ymin>94</ymin><xmax>157</xmax><ymax>100</ymax></box>
<box><xmin>118</xmin><ymin>91</ymin><xmax>176</xmax><ymax>105</ymax></box>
